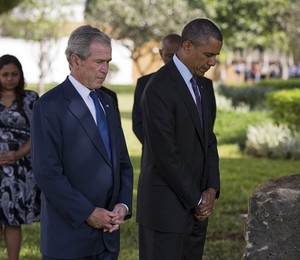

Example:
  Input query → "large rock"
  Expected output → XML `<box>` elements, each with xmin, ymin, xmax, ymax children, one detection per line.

<box><xmin>243</xmin><ymin>174</ymin><xmax>300</xmax><ymax>259</ymax></box>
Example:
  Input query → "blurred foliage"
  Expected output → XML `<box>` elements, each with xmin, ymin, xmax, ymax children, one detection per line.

<box><xmin>0</xmin><ymin>0</ymin><xmax>73</xmax><ymax>40</ymax></box>
<box><xmin>218</xmin><ymin>84</ymin><xmax>269</xmax><ymax>110</ymax></box>
<box><xmin>85</xmin><ymin>0</ymin><xmax>201</xmax><ymax>47</ymax></box>
<box><xmin>189</xmin><ymin>0</ymin><xmax>290</xmax><ymax>52</ymax></box>
<box><xmin>0</xmin><ymin>0</ymin><xmax>75</xmax><ymax>94</ymax></box>
<box><xmin>214</xmin><ymin>109</ymin><xmax>270</xmax><ymax>149</ymax></box>
<box><xmin>83</xmin><ymin>0</ymin><xmax>300</xmax><ymax>80</ymax></box>
<box><xmin>285</xmin><ymin>0</ymin><xmax>300</xmax><ymax>61</ymax></box>
<box><xmin>0</xmin><ymin>0</ymin><xmax>23</xmax><ymax>14</ymax></box>
<box><xmin>2</xmin><ymin>0</ymin><xmax>300</xmax><ymax>79</ymax></box>
<box><xmin>265</xmin><ymin>88</ymin><xmax>300</xmax><ymax>130</ymax></box>
<box><xmin>85</xmin><ymin>0</ymin><xmax>204</xmax><ymax>75</ymax></box>
<box><xmin>85</xmin><ymin>0</ymin><xmax>299</xmax><ymax>59</ymax></box>
<box><xmin>218</xmin><ymin>79</ymin><xmax>300</xmax><ymax>110</ymax></box>
<box><xmin>256</xmin><ymin>78</ymin><xmax>300</xmax><ymax>89</ymax></box>
<box><xmin>245</xmin><ymin>123</ymin><xmax>300</xmax><ymax>159</ymax></box>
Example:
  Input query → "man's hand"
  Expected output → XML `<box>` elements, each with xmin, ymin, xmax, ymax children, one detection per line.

<box><xmin>105</xmin><ymin>203</ymin><xmax>128</xmax><ymax>232</ymax></box>
<box><xmin>194</xmin><ymin>188</ymin><xmax>217</xmax><ymax>221</ymax></box>
<box><xmin>87</xmin><ymin>208</ymin><xmax>118</xmax><ymax>231</ymax></box>
<box><xmin>87</xmin><ymin>204</ymin><xmax>127</xmax><ymax>233</ymax></box>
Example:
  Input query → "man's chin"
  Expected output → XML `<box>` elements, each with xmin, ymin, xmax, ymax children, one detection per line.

<box><xmin>96</xmin><ymin>80</ymin><xmax>105</xmax><ymax>87</ymax></box>
<box><xmin>196</xmin><ymin>71</ymin><xmax>205</xmax><ymax>77</ymax></box>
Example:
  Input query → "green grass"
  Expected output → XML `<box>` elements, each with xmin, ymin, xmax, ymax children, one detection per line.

<box><xmin>2</xmin><ymin>84</ymin><xmax>297</xmax><ymax>260</ymax></box>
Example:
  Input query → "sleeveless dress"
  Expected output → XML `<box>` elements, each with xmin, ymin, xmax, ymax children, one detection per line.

<box><xmin>0</xmin><ymin>90</ymin><xmax>40</xmax><ymax>226</ymax></box>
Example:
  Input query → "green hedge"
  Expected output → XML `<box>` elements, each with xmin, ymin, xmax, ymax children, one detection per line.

<box><xmin>218</xmin><ymin>84</ymin><xmax>271</xmax><ymax>110</ymax></box>
<box><xmin>218</xmin><ymin>79</ymin><xmax>300</xmax><ymax>110</ymax></box>
<box><xmin>265</xmin><ymin>88</ymin><xmax>300</xmax><ymax>130</ymax></box>
<box><xmin>256</xmin><ymin>78</ymin><xmax>300</xmax><ymax>89</ymax></box>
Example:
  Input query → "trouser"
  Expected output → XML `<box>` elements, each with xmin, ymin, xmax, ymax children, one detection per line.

<box><xmin>139</xmin><ymin>219</ymin><xmax>208</xmax><ymax>260</ymax></box>
<box><xmin>42</xmin><ymin>250</ymin><xmax>119</xmax><ymax>260</ymax></box>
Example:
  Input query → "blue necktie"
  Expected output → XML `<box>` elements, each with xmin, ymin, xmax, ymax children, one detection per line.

<box><xmin>90</xmin><ymin>91</ymin><xmax>111</xmax><ymax>159</ymax></box>
<box><xmin>190</xmin><ymin>76</ymin><xmax>203</xmax><ymax>127</ymax></box>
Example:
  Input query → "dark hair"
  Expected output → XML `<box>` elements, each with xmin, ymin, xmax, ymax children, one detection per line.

<box><xmin>0</xmin><ymin>54</ymin><xmax>26</xmax><ymax>110</ymax></box>
<box><xmin>181</xmin><ymin>18</ymin><xmax>223</xmax><ymax>46</ymax></box>
<box><xmin>162</xmin><ymin>34</ymin><xmax>182</xmax><ymax>44</ymax></box>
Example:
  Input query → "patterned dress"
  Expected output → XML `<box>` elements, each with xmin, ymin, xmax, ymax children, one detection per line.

<box><xmin>0</xmin><ymin>90</ymin><xmax>40</xmax><ymax>226</ymax></box>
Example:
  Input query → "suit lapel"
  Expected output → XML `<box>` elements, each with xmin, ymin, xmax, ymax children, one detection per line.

<box><xmin>196</xmin><ymin>77</ymin><xmax>210</xmax><ymax>150</ymax></box>
<box><xmin>62</xmin><ymin>79</ymin><xmax>112</xmax><ymax>166</ymax></box>
<box><xmin>168</xmin><ymin>63</ymin><xmax>205</xmax><ymax>148</ymax></box>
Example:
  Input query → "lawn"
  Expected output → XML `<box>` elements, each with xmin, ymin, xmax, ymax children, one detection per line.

<box><xmin>1</xmin><ymin>84</ymin><xmax>298</xmax><ymax>259</ymax></box>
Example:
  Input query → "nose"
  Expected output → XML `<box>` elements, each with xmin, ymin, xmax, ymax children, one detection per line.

<box><xmin>208</xmin><ymin>56</ymin><xmax>217</xmax><ymax>66</ymax></box>
<box><xmin>7</xmin><ymin>74</ymin><xmax>14</xmax><ymax>80</ymax></box>
<box><xmin>100</xmin><ymin>62</ymin><xmax>109</xmax><ymax>74</ymax></box>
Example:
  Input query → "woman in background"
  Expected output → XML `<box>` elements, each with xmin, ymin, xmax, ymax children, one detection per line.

<box><xmin>0</xmin><ymin>54</ymin><xmax>40</xmax><ymax>260</ymax></box>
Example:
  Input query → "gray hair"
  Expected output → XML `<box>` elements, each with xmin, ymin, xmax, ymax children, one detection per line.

<box><xmin>65</xmin><ymin>25</ymin><xmax>111</xmax><ymax>65</ymax></box>
<box><xmin>181</xmin><ymin>18</ymin><xmax>223</xmax><ymax>46</ymax></box>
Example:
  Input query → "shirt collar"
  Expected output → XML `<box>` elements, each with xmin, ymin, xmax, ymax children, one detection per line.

<box><xmin>68</xmin><ymin>74</ymin><xmax>91</xmax><ymax>100</ymax></box>
<box><xmin>173</xmin><ymin>54</ymin><xmax>193</xmax><ymax>86</ymax></box>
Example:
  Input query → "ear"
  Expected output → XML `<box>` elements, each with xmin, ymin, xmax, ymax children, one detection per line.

<box><xmin>159</xmin><ymin>49</ymin><xmax>163</xmax><ymax>59</ymax></box>
<box><xmin>70</xmin><ymin>54</ymin><xmax>80</xmax><ymax>67</ymax></box>
<box><xmin>182</xmin><ymin>40</ymin><xmax>193</xmax><ymax>54</ymax></box>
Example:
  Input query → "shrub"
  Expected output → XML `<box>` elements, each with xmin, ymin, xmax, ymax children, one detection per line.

<box><xmin>215</xmin><ymin>93</ymin><xmax>250</xmax><ymax>113</ymax></box>
<box><xmin>218</xmin><ymin>84</ymin><xmax>272</xmax><ymax>110</ymax></box>
<box><xmin>256</xmin><ymin>78</ymin><xmax>300</xmax><ymax>90</ymax></box>
<box><xmin>245</xmin><ymin>123</ymin><xmax>300</xmax><ymax>159</ymax></box>
<box><xmin>265</xmin><ymin>88</ymin><xmax>300</xmax><ymax>130</ymax></box>
<box><xmin>218</xmin><ymin>79</ymin><xmax>300</xmax><ymax>110</ymax></box>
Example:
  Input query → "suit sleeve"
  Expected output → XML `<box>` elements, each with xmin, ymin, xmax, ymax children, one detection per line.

<box><xmin>116</xmin><ymin>124</ymin><xmax>134</xmax><ymax>219</ymax></box>
<box><xmin>132</xmin><ymin>78</ymin><xmax>145</xmax><ymax>144</ymax></box>
<box><xmin>205</xmin><ymin>79</ymin><xmax>220</xmax><ymax>196</ymax></box>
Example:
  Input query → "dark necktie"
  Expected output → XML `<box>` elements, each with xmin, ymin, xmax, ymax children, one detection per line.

<box><xmin>90</xmin><ymin>91</ymin><xmax>111</xmax><ymax>159</ymax></box>
<box><xmin>190</xmin><ymin>76</ymin><xmax>203</xmax><ymax>126</ymax></box>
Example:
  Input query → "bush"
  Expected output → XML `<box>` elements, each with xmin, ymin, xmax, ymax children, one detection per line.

<box><xmin>218</xmin><ymin>79</ymin><xmax>300</xmax><ymax>110</ymax></box>
<box><xmin>265</xmin><ymin>88</ymin><xmax>300</xmax><ymax>130</ymax></box>
<box><xmin>256</xmin><ymin>78</ymin><xmax>300</xmax><ymax>90</ymax></box>
<box><xmin>215</xmin><ymin>93</ymin><xmax>250</xmax><ymax>113</ymax></box>
<box><xmin>218</xmin><ymin>84</ymin><xmax>272</xmax><ymax>110</ymax></box>
<box><xmin>245</xmin><ymin>123</ymin><xmax>300</xmax><ymax>159</ymax></box>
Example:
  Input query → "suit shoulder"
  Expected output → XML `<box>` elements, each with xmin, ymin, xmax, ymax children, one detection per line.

<box><xmin>100</xmin><ymin>86</ymin><xmax>117</xmax><ymax>99</ymax></box>
<box><xmin>203</xmin><ymin>76</ymin><xmax>213</xmax><ymax>84</ymax></box>
<box><xmin>97</xmin><ymin>87</ymin><xmax>118</xmax><ymax>108</ymax></box>
<box><xmin>137</xmin><ymin>73</ymin><xmax>155</xmax><ymax>84</ymax></box>
<box><xmin>148</xmin><ymin>64</ymin><xmax>173</xmax><ymax>85</ymax></box>
<box><xmin>38</xmin><ymin>81</ymin><xmax>65</xmax><ymax>102</ymax></box>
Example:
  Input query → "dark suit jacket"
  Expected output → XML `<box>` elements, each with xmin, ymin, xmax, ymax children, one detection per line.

<box><xmin>31</xmin><ymin>77</ymin><xmax>133</xmax><ymax>258</ymax></box>
<box><xmin>101</xmin><ymin>86</ymin><xmax>119</xmax><ymax>110</ymax></box>
<box><xmin>136</xmin><ymin>60</ymin><xmax>220</xmax><ymax>234</ymax></box>
<box><xmin>132</xmin><ymin>73</ymin><xmax>154</xmax><ymax>144</ymax></box>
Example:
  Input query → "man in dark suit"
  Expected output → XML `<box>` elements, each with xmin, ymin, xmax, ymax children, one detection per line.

<box><xmin>31</xmin><ymin>25</ymin><xmax>133</xmax><ymax>260</ymax></box>
<box><xmin>132</xmin><ymin>34</ymin><xmax>181</xmax><ymax>144</ymax></box>
<box><xmin>136</xmin><ymin>19</ymin><xmax>223</xmax><ymax>260</ymax></box>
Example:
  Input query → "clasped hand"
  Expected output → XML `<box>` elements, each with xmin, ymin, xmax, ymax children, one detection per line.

<box><xmin>194</xmin><ymin>188</ymin><xmax>216</xmax><ymax>221</ymax></box>
<box><xmin>86</xmin><ymin>203</ymin><xmax>127</xmax><ymax>233</ymax></box>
